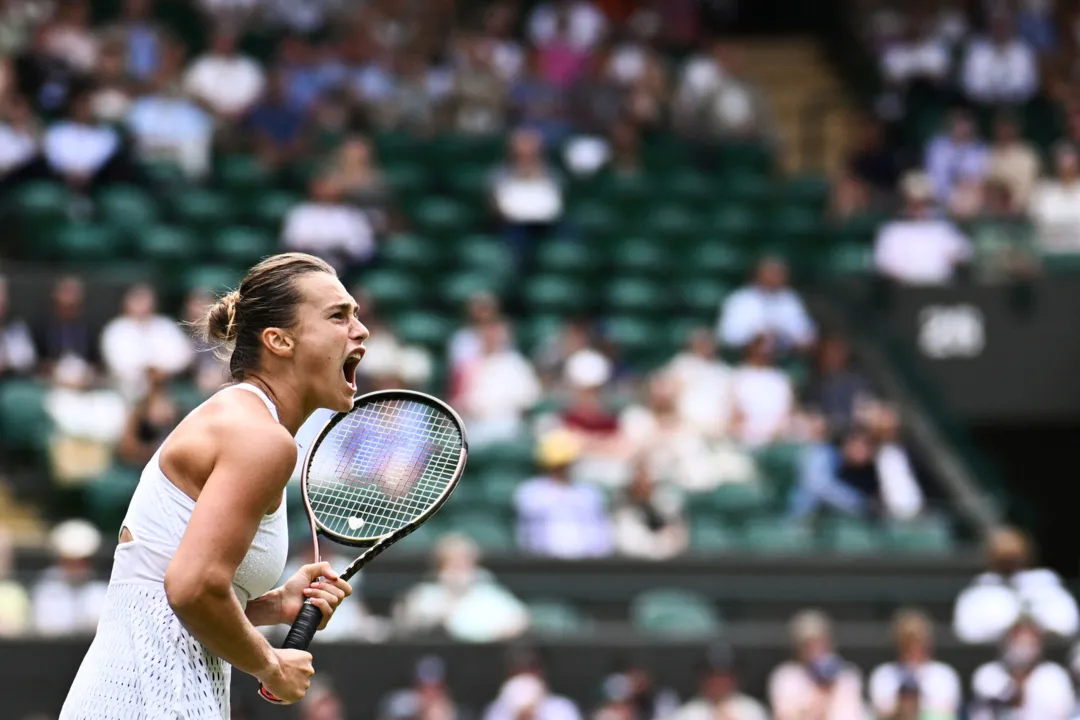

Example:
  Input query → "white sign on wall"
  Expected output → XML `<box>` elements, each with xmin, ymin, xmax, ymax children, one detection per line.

<box><xmin>917</xmin><ymin>304</ymin><xmax>985</xmax><ymax>359</ymax></box>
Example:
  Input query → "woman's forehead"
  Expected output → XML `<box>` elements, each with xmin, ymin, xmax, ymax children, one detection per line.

<box><xmin>296</xmin><ymin>272</ymin><xmax>351</xmax><ymax>307</ymax></box>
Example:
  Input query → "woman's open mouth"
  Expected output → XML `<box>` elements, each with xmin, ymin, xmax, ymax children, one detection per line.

<box><xmin>342</xmin><ymin>351</ymin><xmax>363</xmax><ymax>391</ymax></box>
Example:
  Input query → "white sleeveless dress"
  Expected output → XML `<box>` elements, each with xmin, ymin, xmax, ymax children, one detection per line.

<box><xmin>59</xmin><ymin>383</ymin><xmax>290</xmax><ymax>720</ymax></box>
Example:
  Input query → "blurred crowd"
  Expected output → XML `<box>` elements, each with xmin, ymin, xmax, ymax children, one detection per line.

<box><xmin>836</xmin><ymin>0</ymin><xmax>1080</xmax><ymax>285</ymax></box>
<box><xmin>7</xmin><ymin>520</ymin><xmax>1080</xmax><ymax>719</ymax></box>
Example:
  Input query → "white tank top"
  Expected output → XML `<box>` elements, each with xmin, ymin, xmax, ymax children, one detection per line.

<box><xmin>112</xmin><ymin>382</ymin><xmax>290</xmax><ymax>607</ymax></box>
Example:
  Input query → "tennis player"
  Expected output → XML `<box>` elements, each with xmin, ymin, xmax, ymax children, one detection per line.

<box><xmin>60</xmin><ymin>253</ymin><xmax>367</xmax><ymax>718</ymax></box>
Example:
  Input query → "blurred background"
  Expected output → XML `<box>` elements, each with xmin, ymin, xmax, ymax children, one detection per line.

<box><xmin>4</xmin><ymin>0</ymin><xmax>1080</xmax><ymax>717</ymax></box>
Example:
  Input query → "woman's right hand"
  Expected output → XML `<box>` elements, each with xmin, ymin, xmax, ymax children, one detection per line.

<box><xmin>258</xmin><ymin>648</ymin><xmax>315</xmax><ymax>704</ymax></box>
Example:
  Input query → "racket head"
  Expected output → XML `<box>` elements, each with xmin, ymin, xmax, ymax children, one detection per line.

<box><xmin>298</xmin><ymin>389</ymin><xmax>468</xmax><ymax>548</ymax></box>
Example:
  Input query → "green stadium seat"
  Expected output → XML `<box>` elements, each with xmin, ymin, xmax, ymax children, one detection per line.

<box><xmin>630</xmin><ymin>589</ymin><xmax>722</xmax><ymax>636</ymax></box>
<box><xmin>753</xmin><ymin>442</ymin><xmax>803</xmax><ymax>498</ymax></box>
<box><xmin>392</xmin><ymin>520</ymin><xmax>444</xmax><ymax>552</ymax></box>
<box><xmin>720</xmin><ymin>141</ymin><xmax>775</xmax><ymax>177</ymax></box>
<box><xmin>767</xmin><ymin>205</ymin><xmax>822</xmax><ymax>246</ymax></box>
<box><xmin>612</xmin><ymin>238</ymin><xmax>670</xmax><ymax>276</ymax></box>
<box><xmin>705</xmin><ymin>482</ymin><xmax>773</xmax><ymax>519</ymax></box>
<box><xmin>249</xmin><ymin>190</ymin><xmax>300</xmax><ymax>232</ymax></box>
<box><xmin>724</xmin><ymin>173</ymin><xmax>772</xmax><ymax>208</ymax></box>
<box><xmin>444</xmin><ymin>163</ymin><xmax>492</xmax><ymax>205</ymax></box>
<box><xmin>382</xmin><ymin>162</ymin><xmax>431</xmax><ymax>201</ymax></box>
<box><xmin>137</xmin><ymin>225</ymin><xmax>200</xmax><ymax>263</ymax></box>
<box><xmin>604</xmin><ymin>277</ymin><xmax>667</xmax><ymax>314</ymax></box>
<box><xmin>0</xmin><ymin>379</ymin><xmax>51</xmax><ymax>454</ymax></box>
<box><xmin>140</xmin><ymin>158</ymin><xmax>187</xmax><ymax>188</ymax></box>
<box><xmin>819</xmin><ymin>517</ymin><xmax>881</xmax><ymax>555</ymax></box>
<box><xmin>7</xmin><ymin>181</ymin><xmax>70</xmax><ymax>241</ymax></box>
<box><xmin>51</xmin><ymin>223</ymin><xmax>124</xmax><ymax>261</ymax></box>
<box><xmin>181</xmin><ymin>264</ymin><xmax>245</xmax><ymax>294</ymax></box>
<box><xmin>409</xmin><ymin>197</ymin><xmax>474</xmax><ymax>240</ymax></box>
<box><xmin>480</xmin><ymin>474</ymin><xmax>520</xmax><ymax>511</ymax></box>
<box><xmin>379</xmin><ymin>233</ymin><xmax>442</xmax><ymax>274</ymax></box>
<box><xmin>452</xmin><ymin>513</ymin><xmax>515</xmax><ymax>550</ymax></box>
<box><xmin>781</xmin><ymin>174</ymin><xmax>831</xmax><ymax>212</ymax></box>
<box><xmin>885</xmin><ymin>517</ymin><xmax>955</xmax><ymax>554</ymax></box>
<box><xmin>95</xmin><ymin>185</ymin><xmax>160</xmax><ymax>233</ymax></box>
<box><xmin>393</xmin><ymin>311</ymin><xmax>454</xmax><ymax>350</ymax></box>
<box><xmin>689</xmin><ymin>243</ymin><xmax>750</xmax><ymax>281</ymax></box>
<box><xmin>710</xmin><ymin>205</ymin><xmax>758</xmax><ymax>245</ymax></box>
<box><xmin>566</xmin><ymin>200</ymin><xmax>620</xmax><ymax>241</ymax></box>
<box><xmin>596</xmin><ymin>173</ymin><xmax>651</xmax><ymax>215</ymax></box>
<box><xmin>518</xmin><ymin>315</ymin><xmax>567</xmax><ymax>355</ymax></box>
<box><xmin>824</xmin><ymin>244</ymin><xmax>874</xmax><ymax>276</ymax></box>
<box><xmin>831</xmin><ymin>212</ymin><xmax>887</xmax><ymax>247</ymax></box>
<box><xmin>172</xmin><ymin>188</ymin><xmax>233</xmax><ymax>232</ymax></box>
<box><xmin>533</xmin><ymin>240</ymin><xmax>601</xmax><ymax>277</ymax></box>
<box><xmin>216</xmin><ymin>154</ymin><xmax>272</xmax><ymax>196</ymax></box>
<box><xmin>212</xmin><ymin>226</ymin><xmax>276</xmax><ymax>265</ymax></box>
<box><xmin>458</xmin><ymin>235</ymin><xmax>515</xmax><ymax>279</ymax></box>
<box><xmin>84</xmin><ymin>463</ymin><xmax>142</xmax><ymax>533</ymax></box>
<box><xmin>689</xmin><ymin>519</ymin><xmax>739</xmax><ymax>552</ymax></box>
<box><xmin>430</xmin><ymin>133</ymin><xmax>505</xmax><ymax>168</ymax></box>
<box><xmin>740</xmin><ymin>517</ymin><xmax>814</xmax><ymax>554</ymax></box>
<box><xmin>521</xmin><ymin>275</ymin><xmax>591</xmax><ymax>314</ymax></box>
<box><xmin>661</xmin><ymin>169</ymin><xmax>718</xmax><ymax>210</ymax></box>
<box><xmin>675</xmin><ymin>278</ymin><xmax>729</xmax><ymax>319</ymax></box>
<box><xmin>1041</xmin><ymin>253</ymin><xmax>1080</xmax><ymax>275</ymax></box>
<box><xmin>527</xmin><ymin>600</ymin><xmax>593</xmax><ymax>636</ymax></box>
<box><xmin>477</xmin><ymin>436</ymin><xmax>536</xmax><ymax>476</ymax></box>
<box><xmin>641</xmin><ymin>203</ymin><xmax>702</xmax><ymax>243</ymax></box>
<box><xmin>441</xmin><ymin>272</ymin><xmax>505</xmax><ymax>307</ymax></box>
<box><xmin>359</xmin><ymin>270</ymin><xmax>425</xmax><ymax>313</ymax></box>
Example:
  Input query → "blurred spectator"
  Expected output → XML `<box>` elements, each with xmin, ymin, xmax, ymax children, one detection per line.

<box><xmin>0</xmin><ymin>94</ymin><xmax>41</xmax><ymax>185</ymax></box>
<box><xmin>828</xmin><ymin>173</ymin><xmax>873</xmax><ymax>222</ymax></box>
<box><xmin>42</xmin><ymin>89</ymin><xmax>122</xmax><ymax>190</ymax></box>
<box><xmin>869</xmin><ymin>609</ymin><xmax>962</xmax><ymax>720</ymax></box>
<box><xmin>15</xmin><ymin>18</ymin><xmax>82</xmax><ymax>116</ymax></box>
<box><xmin>299</xmin><ymin>679</ymin><xmax>346</xmax><ymax>720</ymax></box>
<box><xmin>925</xmin><ymin>109</ymin><xmax>989</xmax><ymax>204</ymax></box>
<box><xmin>555</xmin><ymin>349</ymin><xmax>624</xmax><ymax>481</ymax></box>
<box><xmin>674</xmin><ymin>40</ymin><xmax>772</xmax><ymax>141</ymax></box>
<box><xmin>183</xmin><ymin>29</ymin><xmax>265</xmax><ymax>122</ymax></box>
<box><xmin>879</xmin><ymin>12</ymin><xmax>951</xmax><ymax>93</ymax></box>
<box><xmin>536</xmin><ymin>12</ymin><xmax>594</xmax><ymax>90</ymax></box>
<box><xmin>89</xmin><ymin>41</ymin><xmax>135</xmax><ymax>124</ymax></box>
<box><xmin>952</xmin><ymin>526</ymin><xmax>1079</xmax><ymax>644</ymax></box>
<box><xmin>606</xmin><ymin>658</ymin><xmax>680</xmax><ymax>720</ymax></box>
<box><xmin>30</xmin><ymin>519</ymin><xmax>108</xmax><ymax>636</ymax></box>
<box><xmin>450</xmin><ymin>321</ymin><xmax>541</xmax><ymax>448</ymax></box>
<box><xmin>961</xmin><ymin>11</ymin><xmax>1039</xmax><ymax>106</ymax></box>
<box><xmin>481</xmin><ymin>2</ymin><xmax>526</xmax><ymax>83</ymax></box>
<box><xmin>377</xmin><ymin>655</ymin><xmax>468</xmax><ymax>720</ymax></box>
<box><xmin>533</xmin><ymin>318</ymin><xmax>593</xmax><ymax>391</ymax></box>
<box><xmin>378</xmin><ymin>51</ymin><xmax>453</xmax><ymax>136</ymax></box>
<box><xmin>665</xmin><ymin>643</ymin><xmax>768</xmax><ymax>720</ymax></box>
<box><xmin>509</xmin><ymin>52</ymin><xmax>572</xmax><ymax>146</ymax></box>
<box><xmin>767</xmin><ymin>610</ymin><xmax>865</xmax><ymax>720</ymax></box>
<box><xmin>873</xmin><ymin>172</ymin><xmax>973</xmax><ymax>285</ymax></box>
<box><xmin>804</xmin><ymin>336</ymin><xmax>873</xmax><ymax>436</ymax></box>
<box><xmin>661</xmin><ymin>328</ymin><xmax>735</xmax><ymax>439</ymax></box>
<box><xmin>527</xmin><ymin>0</ymin><xmax>608</xmax><ymax>51</ymax></box>
<box><xmin>451</xmin><ymin>31</ymin><xmax>511</xmax><ymax>135</ymax></box>
<box><xmin>603</xmin><ymin>13</ymin><xmax>668</xmax><ymax>130</ymax></box>
<box><xmin>44</xmin><ymin>355</ymin><xmax>126</xmax><ymax>485</ymax></box>
<box><xmin>246</xmin><ymin>68</ymin><xmax>309</xmax><ymax>171</ymax></box>
<box><xmin>33</xmin><ymin>275</ymin><xmax>100</xmax><ymax>373</ymax></box>
<box><xmin>281</xmin><ymin>175</ymin><xmax>378</xmax><ymax>275</ymax></box>
<box><xmin>866</xmin><ymin>403</ymin><xmax>925</xmax><ymax>522</ymax></box>
<box><xmin>0</xmin><ymin>529</ymin><xmax>30</xmax><ymax>637</ymax></box>
<box><xmin>181</xmin><ymin>288</ymin><xmax>229</xmax><ymax>395</ymax></box>
<box><xmin>394</xmin><ymin>534</ymin><xmax>529</xmax><ymax>644</ymax></box>
<box><xmin>788</xmin><ymin>414</ymin><xmax>880</xmax><ymax>521</ymax></box>
<box><xmin>99</xmin><ymin>0</ymin><xmax>165</xmax><ymax>85</ymax></box>
<box><xmin>0</xmin><ymin>274</ymin><xmax>38</xmax><ymax>377</ymax></box>
<box><xmin>845</xmin><ymin>114</ymin><xmax>903</xmax><ymax>196</ymax></box>
<box><xmin>491</xmin><ymin>128</ymin><xmax>564</xmax><ymax>263</ymax></box>
<box><xmin>116</xmin><ymin>367</ymin><xmax>180</xmax><ymax>467</ymax></box>
<box><xmin>969</xmin><ymin>616</ymin><xmax>1075</xmax><ymax>720</ymax></box>
<box><xmin>515</xmin><ymin>429</ymin><xmax>614</xmax><ymax>559</ymax></box>
<box><xmin>99</xmin><ymin>283</ymin><xmax>194</xmax><ymax>401</ymax></box>
<box><xmin>730</xmin><ymin>334</ymin><xmax>795</xmax><ymax>448</ymax></box>
<box><xmin>1029</xmin><ymin>142</ymin><xmax>1080</xmax><ymax>254</ymax></box>
<box><xmin>39</xmin><ymin>0</ymin><xmax>98</xmax><ymax>74</ymax></box>
<box><xmin>717</xmin><ymin>256</ymin><xmax>816</xmax><ymax>352</ymax></box>
<box><xmin>322</xmin><ymin>135</ymin><xmax>395</xmax><ymax>224</ymax></box>
<box><xmin>448</xmin><ymin>291</ymin><xmax>503</xmax><ymax>377</ymax></box>
<box><xmin>0</xmin><ymin>0</ymin><xmax>52</xmax><ymax>56</ymax></box>
<box><xmin>610</xmin><ymin>461</ymin><xmax>689</xmax><ymax>559</ymax></box>
<box><xmin>125</xmin><ymin>46</ymin><xmax>215</xmax><ymax>180</ymax></box>
<box><xmin>986</xmin><ymin>112</ymin><xmax>1040</xmax><ymax>211</ymax></box>
<box><xmin>484</xmin><ymin>670</ymin><xmax>583</xmax><ymax>720</ymax></box>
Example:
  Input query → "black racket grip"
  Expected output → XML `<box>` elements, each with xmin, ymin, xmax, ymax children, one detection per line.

<box><xmin>258</xmin><ymin>601</ymin><xmax>323</xmax><ymax>704</ymax></box>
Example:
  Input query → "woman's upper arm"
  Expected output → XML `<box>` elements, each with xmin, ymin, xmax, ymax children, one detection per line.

<box><xmin>167</xmin><ymin>423</ymin><xmax>296</xmax><ymax>594</ymax></box>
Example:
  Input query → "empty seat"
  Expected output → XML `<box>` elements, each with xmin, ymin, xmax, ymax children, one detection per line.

<box><xmin>885</xmin><ymin>517</ymin><xmax>955</xmax><ymax>554</ymax></box>
<box><xmin>630</xmin><ymin>588</ymin><xmax>722</xmax><ymax>636</ymax></box>
<box><xmin>137</xmin><ymin>225</ymin><xmax>200</xmax><ymax>263</ymax></box>
<box><xmin>95</xmin><ymin>185</ymin><xmax>160</xmax><ymax>232</ymax></box>
<box><xmin>527</xmin><ymin>600</ymin><xmax>593</xmax><ymax>636</ymax></box>
<box><xmin>358</xmin><ymin>270</ymin><xmax>425</xmax><ymax>313</ymax></box>
<box><xmin>0</xmin><ymin>379</ymin><xmax>51</xmax><ymax>454</ymax></box>
<box><xmin>393</xmin><ymin>311</ymin><xmax>454</xmax><ymax>350</ymax></box>
<box><xmin>521</xmin><ymin>275</ymin><xmax>591</xmax><ymax>314</ymax></box>
<box><xmin>740</xmin><ymin>517</ymin><xmax>814</xmax><ymax>554</ymax></box>
<box><xmin>604</xmin><ymin>277</ymin><xmax>667</xmax><ymax>314</ymax></box>
<box><xmin>213</xmin><ymin>226</ymin><xmax>276</xmax><ymax>266</ymax></box>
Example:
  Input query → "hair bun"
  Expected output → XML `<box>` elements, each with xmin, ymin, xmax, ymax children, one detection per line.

<box><xmin>205</xmin><ymin>290</ymin><xmax>242</xmax><ymax>346</ymax></box>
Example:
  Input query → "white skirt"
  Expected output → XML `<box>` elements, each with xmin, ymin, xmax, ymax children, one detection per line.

<box><xmin>59</xmin><ymin>582</ymin><xmax>230</xmax><ymax>719</ymax></box>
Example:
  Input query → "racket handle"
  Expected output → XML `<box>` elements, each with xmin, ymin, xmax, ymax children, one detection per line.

<box><xmin>258</xmin><ymin>601</ymin><xmax>323</xmax><ymax>704</ymax></box>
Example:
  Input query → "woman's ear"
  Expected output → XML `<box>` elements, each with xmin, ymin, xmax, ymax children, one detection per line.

<box><xmin>261</xmin><ymin>327</ymin><xmax>296</xmax><ymax>359</ymax></box>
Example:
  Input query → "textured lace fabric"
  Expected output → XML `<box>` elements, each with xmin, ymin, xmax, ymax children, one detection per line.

<box><xmin>59</xmin><ymin>583</ymin><xmax>230</xmax><ymax>719</ymax></box>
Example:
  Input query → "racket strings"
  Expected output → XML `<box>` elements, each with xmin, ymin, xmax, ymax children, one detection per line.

<box><xmin>306</xmin><ymin>398</ymin><xmax>462</xmax><ymax>539</ymax></box>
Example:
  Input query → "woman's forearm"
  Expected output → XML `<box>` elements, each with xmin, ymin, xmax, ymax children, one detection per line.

<box><xmin>245</xmin><ymin>590</ymin><xmax>284</xmax><ymax>627</ymax></box>
<box><xmin>167</xmin><ymin>579</ymin><xmax>278</xmax><ymax>679</ymax></box>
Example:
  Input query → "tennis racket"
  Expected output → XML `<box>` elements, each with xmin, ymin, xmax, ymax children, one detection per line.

<box><xmin>259</xmin><ymin>389</ymin><xmax>468</xmax><ymax>704</ymax></box>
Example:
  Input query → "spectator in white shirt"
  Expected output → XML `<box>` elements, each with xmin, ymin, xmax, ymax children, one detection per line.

<box><xmin>450</xmin><ymin>321</ymin><xmax>542</xmax><ymax>448</ymax></box>
<box><xmin>40</xmin><ymin>0</ymin><xmax>99</xmax><ymax>73</ymax></box>
<box><xmin>492</xmin><ymin>128</ymin><xmax>565</xmax><ymax>265</ymax></box>
<box><xmin>100</xmin><ymin>283</ymin><xmax>195</xmax><ymax>401</ymax></box>
<box><xmin>961</xmin><ymin>12</ymin><xmax>1039</xmax><ymax>105</ymax></box>
<box><xmin>31</xmin><ymin>519</ymin><xmax>109</xmax><ymax>637</ymax></box>
<box><xmin>969</xmin><ymin>616</ymin><xmax>1076</xmax><ymax>720</ymax></box>
<box><xmin>987</xmin><ymin>112</ymin><xmax>1041</xmax><ymax>211</ymax></box>
<box><xmin>767</xmin><ymin>610</ymin><xmax>866</xmax><ymax>720</ymax></box>
<box><xmin>925</xmin><ymin>109</ymin><xmax>990</xmax><ymax>204</ymax></box>
<box><xmin>0</xmin><ymin>95</ymin><xmax>39</xmax><ymax>182</ymax></box>
<box><xmin>514</xmin><ymin>429</ymin><xmax>614</xmax><ymax>559</ymax></box>
<box><xmin>873</xmin><ymin>172</ymin><xmax>973</xmax><ymax>285</ymax></box>
<box><xmin>718</xmin><ymin>256</ymin><xmax>816</xmax><ymax>352</ymax></box>
<box><xmin>880</xmin><ymin>14</ymin><xmax>951</xmax><ymax>90</ymax></box>
<box><xmin>447</xmin><ymin>291</ymin><xmax>503</xmax><ymax>378</ymax></box>
<box><xmin>661</xmin><ymin>328</ymin><xmax>736</xmax><ymax>439</ymax></box>
<box><xmin>484</xmin><ymin>671</ymin><xmax>583</xmax><ymax>720</ymax></box>
<box><xmin>43</xmin><ymin>90</ymin><xmax>121</xmax><ymax>190</ymax></box>
<box><xmin>869</xmin><ymin>609</ymin><xmax>963</xmax><ymax>720</ymax></box>
<box><xmin>666</xmin><ymin>643</ymin><xmax>769</xmax><ymax>720</ymax></box>
<box><xmin>527</xmin><ymin>0</ymin><xmax>607</xmax><ymax>51</ymax></box>
<box><xmin>282</xmin><ymin>176</ymin><xmax>378</xmax><ymax>275</ymax></box>
<box><xmin>183</xmin><ymin>29</ymin><xmax>265</xmax><ymax>121</ymax></box>
<box><xmin>1029</xmin><ymin>143</ymin><xmax>1080</xmax><ymax>254</ymax></box>
<box><xmin>610</xmin><ymin>461</ymin><xmax>689</xmax><ymax>560</ymax></box>
<box><xmin>952</xmin><ymin>526</ymin><xmax>1079</xmax><ymax>645</ymax></box>
<box><xmin>0</xmin><ymin>274</ymin><xmax>38</xmax><ymax>377</ymax></box>
<box><xmin>730</xmin><ymin>333</ymin><xmax>795</xmax><ymax>448</ymax></box>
